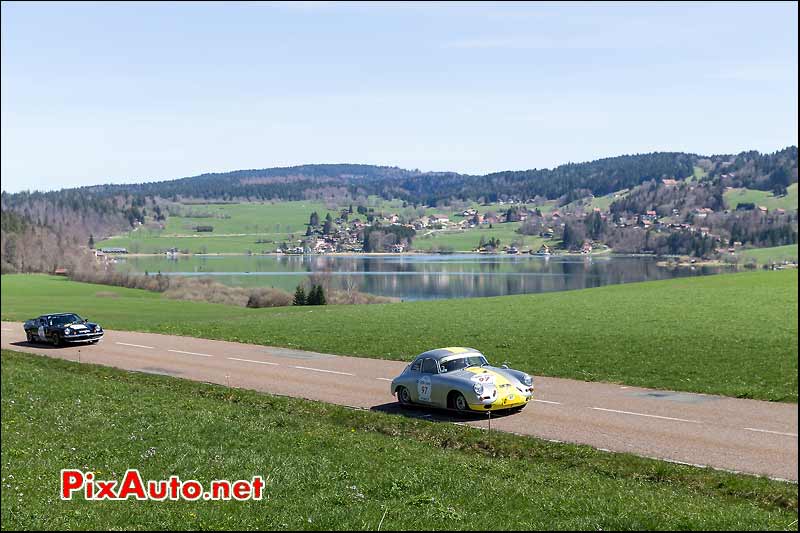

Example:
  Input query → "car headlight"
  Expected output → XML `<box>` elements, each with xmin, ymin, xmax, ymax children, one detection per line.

<box><xmin>64</xmin><ymin>328</ymin><xmax>72</xmax><ymax>335</ymax></box>
<box><xmin>522</xmin><ymin>374</ymin><xmax>533</xmax><ymax>387</ymax></box>
<box><xmin>473</xmin><ymin>383</ymin><xmax>484</xmax><ymax>396</ymax></box>
<box><xmin>94</xmin><ymin>325</ymin><xmax>101</xmax><ymax>332</ymax></box>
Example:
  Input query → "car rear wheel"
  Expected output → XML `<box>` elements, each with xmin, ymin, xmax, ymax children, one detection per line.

<box><xmin>452</xmin><ymin>392</ymin><xmax>469</xmax><ymax>412</ymax></box>
<box><xmin>396</xmin><ymin>386</ymin><xmax>412</xmax><ymax>406</ymax></box>
<box><xmin>26</xmin><ymin>331</ymin><xmax>33</xmax><ymax>343</ymax></box>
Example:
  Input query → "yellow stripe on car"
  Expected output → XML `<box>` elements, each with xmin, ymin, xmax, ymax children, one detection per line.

<box><xmin>442</xmin><ymin>347</ymin><xmax>471</xmax><ymax>354</ymax></box>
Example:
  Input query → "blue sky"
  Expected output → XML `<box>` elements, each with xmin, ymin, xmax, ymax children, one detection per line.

<box><xmin>1</xmin><ymin>1</ymin><xmax>797</xmax><ymax>193</ymax></box>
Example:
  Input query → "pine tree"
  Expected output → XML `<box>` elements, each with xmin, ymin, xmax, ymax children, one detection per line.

<box><xmin>88</xmin><ymin>234</ymin><xmax>95</xmax><ymax>249</ymax></box>
<box><xmin>306</xmin><ymin>285</ymin><xmax>317</xmax><ymax>305</ymax></box>
<box><xmin>293</xmin><ymin>285</ymin><xmax>306</xmax><ymax>306</ymax></box>
<box><xmin>316</xmin><ymin>285</ymin><xmax>326</xmax><ymax>305</ymax></box>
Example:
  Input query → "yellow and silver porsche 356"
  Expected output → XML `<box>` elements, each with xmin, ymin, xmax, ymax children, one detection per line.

<box><xmin>390</xmin><ymin>347</ymin><xmax>534</xmax><ymax>412</ymax></box>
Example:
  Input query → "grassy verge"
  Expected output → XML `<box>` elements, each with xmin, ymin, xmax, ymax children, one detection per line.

<box><xmin>1</xmin><ymin>271</ymin><xmax>797</xmax><ymax>402</ymax></box>
<box><xmin>1</xmin><ymin>350</ymin><xmax>796</xmax><ymax>530</ymax></box>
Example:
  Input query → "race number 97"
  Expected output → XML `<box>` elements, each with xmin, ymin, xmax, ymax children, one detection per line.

<box><xmin>417</xmin><ymin>376</ymin><xmax>432</xmax><ymax>401</ymax></box>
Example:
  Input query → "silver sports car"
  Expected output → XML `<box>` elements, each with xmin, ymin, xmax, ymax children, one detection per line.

<box><xmin>390</xmin><ymin>347</ymin><xmax>534</xmax><ymax>412</ymax></box>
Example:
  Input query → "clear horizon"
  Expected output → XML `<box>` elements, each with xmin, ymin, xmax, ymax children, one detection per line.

<box><xmin>2</xmin><ymin>1</ymin><xmax>798</xmax><ymax>193</ymax></box>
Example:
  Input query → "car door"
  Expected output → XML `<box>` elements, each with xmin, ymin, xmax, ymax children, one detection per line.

<box><xmin>403</xmin><ymin>359</ymin><xmax>422</xmax><ymax>401</ymax></box>
<box><xmin>37</xmin><ymin>318</ymin><xmax>46</xmax><ymax>341</ymax></box>
<box><xmin>416</xmin><ymin>358</ymin><xmax>439</xmax><ymax>404</ymax></box>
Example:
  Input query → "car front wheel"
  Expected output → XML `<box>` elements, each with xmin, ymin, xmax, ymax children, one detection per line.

<box><xmin>452</xmin><ymin>392</ymin><xmax>469</xmax><ymax>412</ymax></box>
<box><xmin>51</xmin><ymin>335</ymin><xmax>61</xmax><ymax>347</ymax></box>
<box><xmin>396</xmin><ymin>386</ymin><xmax>412</xmax><ymax>406</ymax></box>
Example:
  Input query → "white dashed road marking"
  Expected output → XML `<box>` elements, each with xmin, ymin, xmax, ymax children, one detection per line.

<box><xmin>115</xmin><ymin>342</ymin><xmax>154</xmax><ymax>349</ymax></box>
<box><xmin>1</xmin><ymin>328</ymin><xmax>12</xmax><ymax>332</ymax></box>
<box><xmin>533</xmin><ymin>399</ymin><xmax>562</xmax><ymax>405</ymax></box>
<box><xmin>591</xmin><ymin>407</ymin><xmax>701</xmax><ymax>424</ymax></box>
<box><xmin>168</xmin><ymin>349</ymin><xmax>213</xmax><ymax>358</ymax></box>
<box><xmin>376</xmin><ymin>378</ymin><xmax>392</xmax><ymax>381</ymax></box>
<box><xmin>227</xmin><ymin>357</ymin><xmax>279</xmax><ymax>366</ymax></box>
<box><xmin>292</xmin><ymin>366</ymin><xmax>354</xmax><ymax>376</ymax></box>
<box><xmin>744</xmin><ymin>427</ymin><xmax>798</xmax><ymax>437</ymax></box>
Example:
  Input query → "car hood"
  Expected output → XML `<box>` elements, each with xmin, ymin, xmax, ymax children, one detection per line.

<box><xmin>61</xmin><ymin>322</ymin><xmax>99</xmax><ymax>331</ymax></box>
<box><xmin>442</xmin><ymin>366</ymin><xmax>523</xmax><ymax>387</ymax></box>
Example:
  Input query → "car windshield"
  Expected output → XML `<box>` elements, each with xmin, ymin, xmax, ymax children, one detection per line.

<box><xmin>440</xmin><ymin>355</ymin><xmax>488</xmax><ymax>373</ymax></box>
<box><xmin>49</xmin><ymin>314</ymin><xmax>83</xmax><ymax>326</ymax></box>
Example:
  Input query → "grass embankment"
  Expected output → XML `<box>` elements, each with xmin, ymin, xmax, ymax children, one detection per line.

<box><xmin>2</xmin><ymin>271</ymin><xmax>797</xmax><ymax>401</ymax></box>
<box><xmin>1</xmin><ymin>350</ymin><xmax>796</xmax><ymax>530</ymax></box>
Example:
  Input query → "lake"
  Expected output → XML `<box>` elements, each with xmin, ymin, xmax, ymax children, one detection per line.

<box><xmin>113</xmin><ymin>254</ymin><xmax>732</xmax><ymax>301</ymax></box>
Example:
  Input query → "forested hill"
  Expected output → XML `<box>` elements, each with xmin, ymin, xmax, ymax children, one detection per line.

<box><xmin>52</xmin><ymin>153</ymin><xmax>702</xmax><ymax>204</ymax></box>
<box><xmin>4</xmin><ymin>148</ymin><xmax>797</xmax><ymax>207</ymax></box>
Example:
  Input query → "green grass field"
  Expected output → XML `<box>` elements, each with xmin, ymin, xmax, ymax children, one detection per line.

<box><xmin>97</xmin><ymin>201</ymin><xmax>329</xmax><ymax>254</ymax></box>
<box><xmin>738</xmin><ymin>245</ymin><xmax>799</xmax><ymax>265</ymax></box>
<box><xmin>413</xmin><ymin>223</ymin><xmax>546</xmax><ymax>251</ymax></box>
<box><xmin>1</xmin><ymin>350</ymin><xmax>796</xmax><ymax>530</ymax></box>
<box><xmin>724</xmin><ymin>183</ymin><xmax>798</xmax><ymax>211</ymax></box>
<box><xmin>690</xmin><ymin>165</ymin><xmax>708</xmax><ymax>182</ymax></box>
<box><xmin>2</xmin><ymin>271</ymin><xmax>797</xmax><ymax>401</ymax></box>
<box><xmin>161</xmin><ymin>201</ymin><xmax>326</xmax><ymax>235</ymax></box>
<box><xmin>587</xmin><ymin>189</ymin><xmax>629</xmax><ymax>212</ymax></box>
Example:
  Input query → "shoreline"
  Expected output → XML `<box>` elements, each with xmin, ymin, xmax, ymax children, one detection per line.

<box><xmin>109</xmin><ymin>249</ymin><xmax>619</xmax><ymax>258</ymax></box>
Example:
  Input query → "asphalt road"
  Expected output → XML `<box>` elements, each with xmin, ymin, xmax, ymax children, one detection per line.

<box><xmin>2</xmin><ymin>321</ymin><xmax>797</xmax><ymax>482</ymax></box>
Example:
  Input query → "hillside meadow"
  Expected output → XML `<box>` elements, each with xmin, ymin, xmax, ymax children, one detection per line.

<box><xmin>723</xmin><ymin>182</ymin><xmax>798</xmax><ymax>211</ymax></box>
<box><xmin>1</xmin><ymin>271</ymin><xmax>796</xmax><ymax>402</ymax></box>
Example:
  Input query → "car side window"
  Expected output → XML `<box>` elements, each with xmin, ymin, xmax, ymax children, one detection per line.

<box><xmin>421</xmin><ymin>358</ymin><xmax>438</xmax><ymax>374</ymax></box>
<box><xmin>410</xmin><ymin>360</ymin><xmax>422</xmax><ymax>372</ymax></box>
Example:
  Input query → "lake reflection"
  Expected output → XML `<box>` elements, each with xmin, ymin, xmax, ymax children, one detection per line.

<box><xmin>116</xmin><ymin>254</ymin><xmax>730</xmax><ymax>301</ymax></box>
